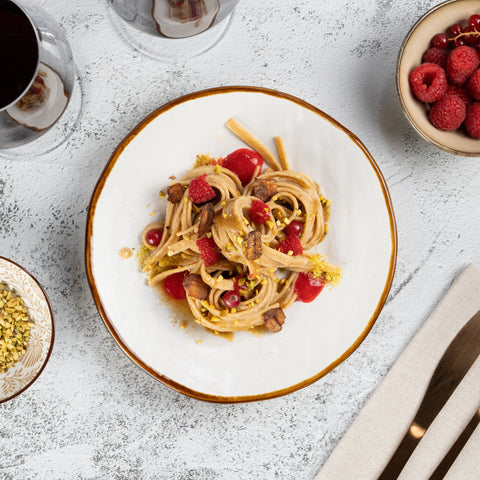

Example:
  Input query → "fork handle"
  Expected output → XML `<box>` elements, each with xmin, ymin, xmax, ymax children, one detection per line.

<box><xmin>377</xmin><ymin>425</ymin><xmax>422</xmax><ymax>480</ymax></box>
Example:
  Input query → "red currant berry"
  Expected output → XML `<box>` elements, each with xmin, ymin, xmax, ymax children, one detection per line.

<box><xmin>223</xmin><ymin>290</ymin><xmax>240</xmax><ymax>309</ymax></box>
<box><xmin>468</xmin><ymin>14</ymin><xmax>480</xmax><ymax>28</ymax></box>
<box><xmin>284</xmin><ymin>220</ymin><xmax>303</xmax><ymax>236</ymax></box>
<box><xmin>432</xmin><ymin>33</ymin><xmax>449</xmax><ymax>49</ymax></box>
<box><xmin>449</xmin><ymin>24</ymin><xmax>463</xmax><ymax>36</ymax></box>
<box><xmin>463</xmin><ymin>25</ymin><xmax>479</xmax><ymax>44</ymax></box>
<box><xmin>146</xmin><ymin>228</ymin><xmax>163</xmax><ymax>247</ymax></box>
<box><xmin>454</xmin><ymin>37</ymin><xmax>466</xmax><ymax>47</ymax></box>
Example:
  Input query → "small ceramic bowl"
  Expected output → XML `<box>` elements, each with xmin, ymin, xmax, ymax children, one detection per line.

<box><xmin>0</xmin><ymin>257</ymin><xmax>54</xmax><ymax>404</ymax></box>
<box><xmin>397</xmin><ymin>0</ymin><xmax>480</xmax><ymax>156</ymax></box>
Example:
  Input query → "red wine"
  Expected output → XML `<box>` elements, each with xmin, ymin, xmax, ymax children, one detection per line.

<box><xmin>0</xmin><ymin>0</ymin><xmax>38</xmax><ymax>109</ymax></box>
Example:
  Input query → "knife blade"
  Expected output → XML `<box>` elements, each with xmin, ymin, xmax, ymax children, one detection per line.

<box><xmin>428</xmin><ymin>405</ymin><xmax>480</xmax><ymax>480</ymax></box>
<box><xmin>377</xmin><ymin>309</ymin><xmax>480</xmax><ymax>480</ymax></box>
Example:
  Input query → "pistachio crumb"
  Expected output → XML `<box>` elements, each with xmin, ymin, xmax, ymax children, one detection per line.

<box><xmin>0</xmin><ymin>285</ymin><xmax>32</xmax><ymax>373</ymax></box>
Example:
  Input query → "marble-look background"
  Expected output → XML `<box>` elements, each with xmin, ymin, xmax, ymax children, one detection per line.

<box><xmin>1</xmin><ymin>0</ymin><xmax>480</xmax><ymax>478</ymax></box>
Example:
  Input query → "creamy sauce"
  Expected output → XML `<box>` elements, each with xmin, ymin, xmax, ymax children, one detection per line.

<box><xmin>153</xmin><ymin>285</ymin><xmax>237</xmax><ymax>341</ymax></box>
<box><xmin>154</xmin><ymin>284</ymin><xmax>192</xmax><ymax>322</ymax></box>
<box><xmin>250</xmin><ymin>325</ymin><xmax>268</xmax><ymax>337</ymax></box>
<box><xmin>205</xmin><ymin>327</ymin><xmax>234</xmax><ymax>342</ymax></box>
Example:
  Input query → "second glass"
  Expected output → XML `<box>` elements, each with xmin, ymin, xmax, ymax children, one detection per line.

<box><xmin>108</xmin><ymin>0</ymin><xmax>240</xmax><ymax>59</ymax></box>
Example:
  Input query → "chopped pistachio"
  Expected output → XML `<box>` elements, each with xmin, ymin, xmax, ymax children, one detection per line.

<box><xmin>0</xmin><ymin>285</ymin><xmax>32</xmax><ymax>373</ymax></box>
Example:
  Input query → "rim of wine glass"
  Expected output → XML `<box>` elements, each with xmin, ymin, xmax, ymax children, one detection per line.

<box><xmin>0</xmin><ymin>0</ymin><xmax>40</xmax><ymax>112</ymax></box>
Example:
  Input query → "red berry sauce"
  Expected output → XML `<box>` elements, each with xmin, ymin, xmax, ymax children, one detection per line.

<box><xmin>294</xmin><ymin>273</ymin><xmax>325</xmax><ymax>303</ymax></box>
<box><xmin>222</xmin><ymin>148</ymin><xmax>264</xmax><ymax>186</ymax></box>
<box><xmin>163</xmin><ymin>271</ymin><xmax>188</xmax><ymax>300</ymax></box>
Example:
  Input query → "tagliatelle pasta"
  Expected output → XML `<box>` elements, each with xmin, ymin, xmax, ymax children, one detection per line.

<box><xmin>140</xmin><ymin>119</ymin><xmax>341</xmax><ymax>333</ymax></box>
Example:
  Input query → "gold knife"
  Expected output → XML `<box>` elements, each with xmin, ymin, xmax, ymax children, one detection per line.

<box><xmin>377</xmin><ymin>310</ymin><xmax>480</xmax><ymax>480</ymax></box>
<box><xmin>428</xmin><ymin>405</ymin><xmax>480</xmax><ymax>480</ymax></box>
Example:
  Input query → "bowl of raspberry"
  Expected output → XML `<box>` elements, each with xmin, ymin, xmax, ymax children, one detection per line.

<box><xmin>397</xmin><ymin>0</ymin><xmax>480</xmax><ymax>155</ymax></box>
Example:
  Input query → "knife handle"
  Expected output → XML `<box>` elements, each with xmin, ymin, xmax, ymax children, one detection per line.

<box><xmin>377</xmin><ymin>423</ymin><xmax>424</xmax><ymax>480</ymax></box>
<box><xmin>428</xmin><ymin>406</ymin><xmax>480</xmax><ymax>480</ymax></box>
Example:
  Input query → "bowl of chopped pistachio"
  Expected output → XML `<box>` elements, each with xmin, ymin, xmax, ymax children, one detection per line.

<box><xmin>0</xmin><ymin>257</ymin><xmax>54</xmax><ymax>403</ymax></box>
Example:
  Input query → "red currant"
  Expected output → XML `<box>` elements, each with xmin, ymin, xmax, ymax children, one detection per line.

<box><xmin>146</xmin><ymin>228</ymin><xmax>163</xmax><ymax>247</ymax></box>
<box><xmin>468</xmin><ymin>14</ymin><xmax>480</xmax><ymax>29</ymax></box>
<box><xmin>223</xmin><ymin>291</ymin><xmax>240</xmax><ymax>309</ymax></box>
<box><xmin>463</xmin><ymin>25</ymin><xmax>479</xmax><ymax>44</ymax></box>
<box><xmin>284</xmin><ymin>220</ymin><xmax>303</xmax><ymax>236</ymax></box>
<box><xmin>432</xmin><ymin>33</ymin><xmax>449</xmax><ymax>49</ymax></box>
<box><xmin>449</xmin><ymin>24</ymin><xmax>463</xmax><ymax>36</ymax></box>
<box><xmin>454</xmin><ymin>37</ymin><xmax>466</xmax><ymax>47</ymax></box>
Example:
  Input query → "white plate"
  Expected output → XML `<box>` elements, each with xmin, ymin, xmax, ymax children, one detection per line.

<box><xmin>86</xmin><ymin>87</ymin><xmax>396</xmax><ymax>402</ymax></box>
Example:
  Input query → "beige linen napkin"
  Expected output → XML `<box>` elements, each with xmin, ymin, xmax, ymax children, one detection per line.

<box><xmin>316</xmin><ymin>264</ymin><xmax>480</xmax><ymax>480</ymax></box>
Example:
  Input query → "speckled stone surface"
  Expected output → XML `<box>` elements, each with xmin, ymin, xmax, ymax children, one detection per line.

<box><xmin>1</xmin><ymin>0</ymin><xmax>480</xmax><ymax>478</ymax></box>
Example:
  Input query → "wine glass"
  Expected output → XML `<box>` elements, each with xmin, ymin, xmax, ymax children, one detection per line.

<box><xmin>0</xmin><ymin>0</ymin><xmax>83</xmax><ymax>158</ymax></box>
<box><xmin>107</xmin><ymin>0</ymin><xmax>240</xmax><ymax>60</ymax></box>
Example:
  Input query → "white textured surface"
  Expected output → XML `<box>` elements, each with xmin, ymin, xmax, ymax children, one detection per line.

<box><xmin>1</xmin><ymin>0</ymin><xmax>480</xmax><ymax>478</ymax></box>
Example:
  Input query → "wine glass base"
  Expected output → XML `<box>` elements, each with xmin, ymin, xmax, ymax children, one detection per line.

<box><xmin>107</xmin><ymin>5</ymin><xmax>235</xmax><ymax>60</ymax></box>
<box><xmin>0</xmin><ymin>66</ymin><xmax>84</xmax><ymax>159</ymax></box>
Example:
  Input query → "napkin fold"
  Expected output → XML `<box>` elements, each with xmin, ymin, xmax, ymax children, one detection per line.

<box><xmin>316</xmin><ymin>264</ymin><xmax>480</xmax><ymax>480</ymax></box>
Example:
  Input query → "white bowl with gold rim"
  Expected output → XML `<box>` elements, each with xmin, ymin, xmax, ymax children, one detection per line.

<box><xmin>0</xmin><ymin>257</ymin><xmax>54</xmax><ymax>403</ymax></box>
<box><xmin>86</xmin><ymin>87</ymin><xmax>397</xmax><ymax>403</ymax></box>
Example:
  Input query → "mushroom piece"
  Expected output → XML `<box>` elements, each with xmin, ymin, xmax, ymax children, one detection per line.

<box><xmin>167</xmin><ymin>183</ymin><xmax>184</xmax><ymax>204</ymax></box>
<box><xmin>253</xmin><ymin>178</ymin><xmax>278</xmax><ymax>202</ymax></box>
<box><xmin>197</xmin><ymin>203</ymin><xmax>214</xmax><ymax>238</ymax></box>
<box><xmin>263</xmin><ymin>308</ymin><xmax>286</xmax><ymax>333</ymax></box>
<box><xmin>246</xmin><ymin>231</ymin><xmax>262</xmax><ymax>260</ymax></box>
<box><xmin>182</xmin><ymin>274</ymin><xmax>209</xmax><ymax>300</ymax></box>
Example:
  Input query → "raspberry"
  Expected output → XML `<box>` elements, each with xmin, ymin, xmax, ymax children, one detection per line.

<box><xmin>445</xmin><ymin>84</ymin><xmax>472</xmax><ymax>106</ymax></box>
<box><xmin>467</xmin><ymin>69</ymin><xmax>480</xmax><ymax>100</ymax></box>
<box><xmin>423</xmin><ymin>48</ymin><xmax>449</xmax><ymax>68</ymax></box>
<box><xmin>464</xmin><ymin>102</ymin><xmax>480</xmax><ymax>138</ymax></box>
<box><xmin>188</xmin><ymin>174</ymin><xmax>216</xmax><ymax>204</ymax></box>
<box><xmin>429</xmin><ymin>95</ymin><xmax>466</xmax><ymax>131</ymax></box>
<box><xmin>163</xmin><ymin>271</ymin><xmax>188</xmax><ymax>300</ymax></box>
<box><xmin>409</xmin><ymin>63</ymin><xmax>447</xmax><ymax>102</ymax></box>
<box><xmin>277</xmin><ymin>234</ymin><xmax>303</xmax><ymax>256</ymax></box>
<box><xmin>446</xmin><ymin>46</ymin><xmax>480</xmax><ymax>85</ymax></box>
<box><xmin>196</xmin><ymin>236</ymin><xmax>220</xmax><ymax>266</ymax></box>
<box><xmin>250</xmin><ymin>200</ymin><xmax>271</xmax><ymax>225</ymax></box>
